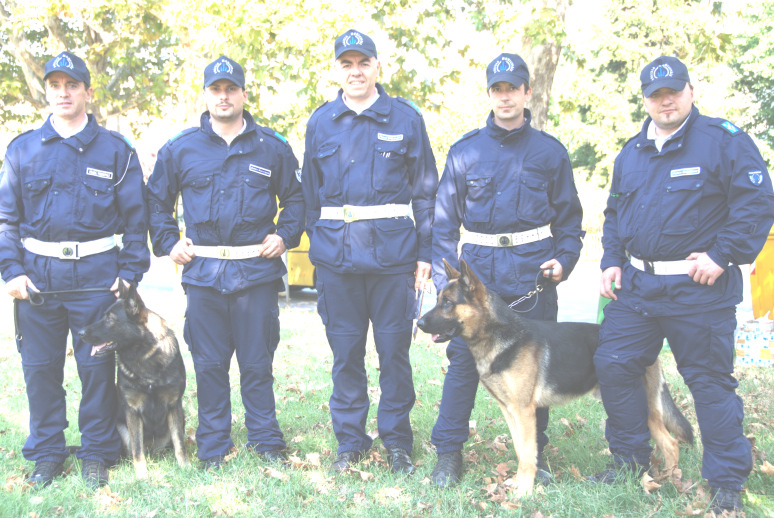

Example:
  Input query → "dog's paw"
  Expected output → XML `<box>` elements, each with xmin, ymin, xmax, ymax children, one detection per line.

<box><xmin>134</xmin><ymin>461</ymin><xmax>148</xmax><ymax>480</ymax></box>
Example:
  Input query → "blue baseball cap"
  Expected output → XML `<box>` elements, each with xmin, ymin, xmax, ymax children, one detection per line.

<box><xmin>204</xmin><ymin>56</ymin><xmax>245</xmax><ymax>89</ymax></box>
<box><xmin>640</xmin><ymin>56</ymin><xmax>691</xmax><ymax>97</ymax></box>
<box><xmin>44</xmin><ymin>51</ymin><xmax>91</xmax><ymax>87</ymax></box>
<box><xmin>486</xmin><ymin>53</ymin><xmax>529</xmax><ymax>89</ymax></box>
<box><xmin>335</xmin><ymin>30</ymin><xmax>377</xmax><ymax>60</ymax></box>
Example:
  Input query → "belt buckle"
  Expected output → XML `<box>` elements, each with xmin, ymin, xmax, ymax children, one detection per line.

<box><xmin>496</xmin><ymin>233</ymin><xmax>513</xmax><ymax>247</ymax></box>
<box><xmin>59</xmin><ymin>242</ymin><xmax>79</xmax><ymax>260</ymax></box>
<box><xmin>217</xmin><ymin>246</ymin><xmax>231</xmax><ymax>259</ymax></box>
<box><xmin>643</xmin><ymin>260</ymin><xmax>655</xmax><ymax>274</ymax></box>
<box><xmin>342</xmin><ymin>205</ymin><xmax>357</xmax><ymax>223</ymax></box>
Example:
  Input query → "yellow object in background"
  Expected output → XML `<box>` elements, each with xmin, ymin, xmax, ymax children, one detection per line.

<box><xmin>750</xmin><ymin>229</ymin><xmax>774</xmax><ymax>319</ymax></box>
<box><xmin>286</xmin><ymin>231</ymin><xmax>315</xmax><ymax>289</ymax></box>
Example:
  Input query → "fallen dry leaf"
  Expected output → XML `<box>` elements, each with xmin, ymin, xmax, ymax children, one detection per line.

<box><xmin>261</xmin><ymin>466</ymin><xmax>289</xmax><ymax>481</ymax></box>
<box><xmin>305</xmin><ymin>452</ymin><xmax>322</xmax><ymax>467</ymax></box>
<box><xmin>569</xmin><ymin>465</ymin><xmax>583</xmax><ymax>480</ymax></box>
<box><xmin>353</xmin><ymin>490</ymin><xmax>366</xmax><ymax>504</ymax></box>
<box><xmin>641</xmin><ymin>472</ymin><xmax>661</xmax><ymax>494</ymax></box>
<box><xmin>759</xmin><ymin>460</ymin><xmax>774</xmax><ymax>475</ymax></box>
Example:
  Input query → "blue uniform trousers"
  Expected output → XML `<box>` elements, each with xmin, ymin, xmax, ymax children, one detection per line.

<box><xmin>184</xmin><ymin>283</ymin><xmax>285</xmax><ymax>460</ymax></box>
<box><xmin>595</xmin><ymin>302</ymin><xmax>751</xmax><ymax>490</ymax></box>
<box><xmin>315</xmin><ymin>266</ymin><xmax>416</xmax><ymax>454</ymax></box>
<box><xmin>17</xmin><ymin>291</ymin><xmax>121</xmax><ymax>465</ymax></box>
<box><xmin>431</xmin><ymin>288</ymin><xmax>557</xmax><ymax>454</ymax></box>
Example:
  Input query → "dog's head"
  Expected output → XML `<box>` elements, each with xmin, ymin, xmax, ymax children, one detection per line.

<box><xmin>416</xmin><ymin>258</ymin><xmax>489</xmax><ymax>343</ymax></box>
<box><xmin>79</xmin><ymin>282</ymin><xmax>149</xmax><ymax>357</ymax></box>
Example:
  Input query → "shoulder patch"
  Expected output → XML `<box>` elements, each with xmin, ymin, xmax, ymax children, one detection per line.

<box><xmin>168</xmin><ymin>127</ymin><xmax>198</xmax><ymax>144</ymax></box>
<box><xmin>451</xmin><ymin>128</ymin><xmax>480</xmax><ymax>147</ymax></box>
<box><xmin>397</xmin><ymin>97</ymin><xmax>422</xmax><ymax>116</ymax></box>
<box><xmin>720</xmin><ymin>120</ymin><xmax>740</xmax><ymax>135</ymax></box>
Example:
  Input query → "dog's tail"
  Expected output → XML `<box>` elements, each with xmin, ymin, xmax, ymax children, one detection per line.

<box><xmin>646</xmin><ymin>359</ymin><xmax>695</xmax><ymax>445</ymax></box>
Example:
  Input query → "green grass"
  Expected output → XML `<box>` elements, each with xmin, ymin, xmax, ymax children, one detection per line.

<box><xmin>1</xmin><ymin>299</ymin><xmax>773</xmax><ymax>517</ymax></box>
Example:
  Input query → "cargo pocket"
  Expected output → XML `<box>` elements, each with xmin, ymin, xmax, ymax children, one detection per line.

<box><xmin>373</xmin><ymin>217</ymin><xmax>417</xmax><ymax>267</ymax></box>
<box><xmin>80</xmin><ymin>175</ymin><xmax>115</xmax><ymax>229</ymax></box>
<box><xmin>660</xmin><ymin>178</ymin><xmax>703</xmax><ymax>236</ymax></box>
<box><xmin>464</xmin><ymin>174</ymin><xmax>494</xmax><ymax>223</ymax></box>
<box><xmin>372</xmin><ymin>142</ymin><xmax>407</xmax><ymax>193</ymax></box>
<box><xmin>309</xmin><ymin>219</ymin><xmax>346</xmax><ymax>266</ymax></box>
<box><xmin>316</xmin><ymin>281</ymin><xmax>329</xmax><ymax>326</ymax></box>
<box><xmin>516</xmin><ymin>174</ymin><xmax>550</xmax><ymax>226</ymax></box>
<box><xmin>315</xmin><ymin>144</ymin><xmax>341</xmax><ymax>198</ymax></box>
<box><xmin>22</xmin><ymin>174</ymin><xmax>52</xmax><ymax>225</ymax></box>
<box><xmin>181</xmin><ymin>175</ymin><xmax>214</xmax><ymax>224</ymax></box>
<box><xmin>239</xmin><ymin>173</ymin><xmax>272</xmax><ymax>223</ymax></box>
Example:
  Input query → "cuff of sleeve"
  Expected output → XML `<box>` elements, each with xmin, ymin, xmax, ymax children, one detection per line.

<box><xmin>706</xmin><ymin>249</ymin><xmax>729</xmax><ymax>270</ymax></box>
<box><xmin>2</xmin><ymin>265</ymin><xmax>26</xmax><ymax>284</ymax></box>
<box><xmin>118</xmin><ymin>270</ymin><xmax>143</xmax><ymax>284</ymax></box>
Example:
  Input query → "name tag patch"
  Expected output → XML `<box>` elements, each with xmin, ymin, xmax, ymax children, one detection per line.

<box><xmin>377</xmin><ymin>133</ymin><xmax>404</xmax><ymax>142</ymax></box>
<box><xmin>670</xmin><ymin>167</ymin><xmax>700</xmax><ymax>178</ymax></box>
<box><xmin>249</xmin><ymin>164</ymin><xmax>271</xmax><ymax>177</ymax></box>
<box><xmin>86</xmin><ymin>168</ymin><xmax>114</xmax><ymax>180</ymax></box>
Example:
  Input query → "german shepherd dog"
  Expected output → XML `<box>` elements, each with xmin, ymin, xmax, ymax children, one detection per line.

<box><xmin>417</xmin><ymin>259</ymin><xmax>694</xmax><ymax>497</ymax></box>
<box><xmin>79</xmin><ymin>283</ymin><xmax>188</xmax><ymax>479</ymax></box>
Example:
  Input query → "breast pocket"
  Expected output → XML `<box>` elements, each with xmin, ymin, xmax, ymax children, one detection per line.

<box><xmin>464</xmin><ymin>175</ymin><xmax>494</xmax><ymax>223</ymax></box>
<box><xmin>80</xmin><ymin>175</ymin><xmax>115</xmax><ymax>228</ymax></box>
<box><xmin>516</xmin><ymin>174</ymin><xmax>550</xmax><ymax>226</ymax></box>
<box><xmin>239</xmin><ymin>173</ymin><xmax>273</xmax><ymax>223</ymax></box>
<box><xmin>660</xmin><ymin>178</ymin><xmax>703</xmax><ymax>235</ymax></box>
<box><xmin>315</xmin><ymin>144</ymin><xmax>341</xmax><ymax>198</ymax></box>
<box><xmin>22</xmin><ymin>174</ymin><xmax>52</xmax><ymax>225</ymax></box>
<box><xmin>614</xmin><ymin>172</ymin><xmax>646</xmax><ymax>241</ymax></box>
<box><xmin>372</xmin><ymin>142</ymin><xmax>407</xmax><ymax>193</ymax></box>
<box><xmin>181</xmin><ymin>175</ymin><xmax>213</xmax><ymax>224</ymax></box>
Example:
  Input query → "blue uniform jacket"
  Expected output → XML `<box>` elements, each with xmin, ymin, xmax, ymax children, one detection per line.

<box><xmin>147</xmin><ymin>111</ymin><xmax>304</xmax><ymax>294</ymax></box>
<box><xmin>301</xmin><ymin>84</ymin><xmax>438</xmax><ymax>274</ymax></box>
<box><xmin>602</xmin><ymin>106</ymin><xmax>774</xmax><ymax>315</ymax></box>
<box><xmin>432</xmin><ymin>110</ymin><xmax>583</xmax><ymax>297</ymax></box>
<box><xmin>0</xmin><ymin>115</ymin><xmax>149</xmax><ymax>290</ymax></box>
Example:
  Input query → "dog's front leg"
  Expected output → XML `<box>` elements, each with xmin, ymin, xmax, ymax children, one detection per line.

<box><xmin>502</xmin><ymin>401</ymin><xmax>538</xmax><ymax>498</ymax></box>
<box><xmin>168</xmin><ymin>402</ymin><xmax>189</xmax><ymax>467</ymax></box>
<box><xmin>126</xmin><ymin>409</ymin><xmax>148</xmax><ymax>479</ymax></box>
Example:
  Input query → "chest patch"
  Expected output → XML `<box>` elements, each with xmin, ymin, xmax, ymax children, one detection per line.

<box><xmin>249</xmin><ymin>164</ymin><xmax>271</xmax><ymax>177</ymax></box>
<box><xmin>86</xmin><ymin>167</ymin><xmax>114</xmax><ymax>180</ymax></box>
<box><xmin>670</xmin><ymin>166</ymin><xmax>700</xmax><ymax>178</ymax></box>
<box><xmin>377</xmin><ymin>133</ymin><xmax>403</xmax><ymax>142</ymax></box>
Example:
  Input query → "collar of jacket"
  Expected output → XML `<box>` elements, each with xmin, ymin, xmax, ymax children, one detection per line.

<box><xmin>484</xmin><ymin>108</ymin><xmax>532</xmax><ymax>141</ymax></box>
<box><xmin>635</xmin><ymin>104</ymin><xmax>700</xmax><ymax>150</ymax></box>
<box><xmin>329</xmin><ymin>83</ymin><xmax>391</xmax><ymax>122</ymax></box>
<box><xmin>41</xmin><ymin>113</ymin><xmax>99</xmax><ymax>147</ymax></box>
<box><xmin>200</xmin><ymin>109</ymin><xmax>257</xmax><ymax>140</ymax></box>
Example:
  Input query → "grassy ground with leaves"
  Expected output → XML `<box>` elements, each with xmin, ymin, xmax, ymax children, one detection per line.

<box><xmin>0</xmin><ymin>295</ymin><xmax>772</xmax><ymax>518</ymax></box>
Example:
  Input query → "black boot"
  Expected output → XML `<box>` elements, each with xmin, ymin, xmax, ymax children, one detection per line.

<box><xmin>431</xmin><ymin>450</ymin><xmax>463</xmax><ymax>487</ymax></box>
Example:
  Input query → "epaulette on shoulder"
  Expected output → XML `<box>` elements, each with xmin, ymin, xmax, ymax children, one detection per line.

<box><xmin>451</xmin><ymin>128</ymin><xmax>480</xmax><ymax>147</ymax></box>
<box><xmin>168</xmin><ymin>127</ymin><xmax>198</xmax><ymax>145</ymax></box>
<box><xmin>396</xmin><ymin>97</ymin><xmax>423</xmax><ymax>116</ymax></box>
<box><xmin>7</xmin><ymin>128</ymin><xmax>35</xmax><ymax>147</ymax></box>
<box><xmin>540</xmin><ymin>130</ymin><xmax>565</xmax><ymax>146</ymax></box>
<box><xmin>259</xmin><ymin>126</ymin><xmax>289</xmax><ymax>145</ymax></box>
<box><xmin>108</xmin><ymin>130</ymin><xmax>136</xmax><ymax>150</ymax></box>
<box><xmin>712</xmin><ymin>119</ymin><xmax>742</xmax><ymax>136</ymax></box>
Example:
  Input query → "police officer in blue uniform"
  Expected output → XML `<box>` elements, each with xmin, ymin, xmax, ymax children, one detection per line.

<box><xmin>593</xmin><ymin>56</ymin><xmax>774</xmax><ymax>514</ymax></box>
<box><xmin>429</xmin><ymin>53</ymin><xmax>583</xmax><ymax>487</ymax></box>
<box><xmin>301</xmin><ymin>30</ymin><xmax>438</xmax><ymax>474</ymax></box>
<box><xmin>0</xmin><ymin>51</ymin><xmax>149</xmax><ymax>488</ymax></box>
<box><xmin>147</xmin><ymin>56</ymin><xmax>304</xmax><ymax>469</ymax></box>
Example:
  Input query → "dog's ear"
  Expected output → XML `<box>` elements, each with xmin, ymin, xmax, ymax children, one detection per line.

<box><xmin>123</xmin><ymin>284</ymin><xmax>146</xmax><ymax>320</ymax></box>
<box><xmin>118</xmin><ymin>280</ymin><xmax>131</xmax><ymax>299</ymax></box>
<box><xmin>443</xmin><ymin>258</ymin><xmax>461</xmax><ymax>280</ymax></box>
<box><xmin>458</xmin><ymin>259</ymin><xmax>485</xmax><ymax>299</ymax></box>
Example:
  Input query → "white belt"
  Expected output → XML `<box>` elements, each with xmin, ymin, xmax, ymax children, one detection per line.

<box><xmin>191</xmin><ymin>244</ymin><xmax>265</xmax><ymax>260</ymax></box>
<box><xmin>319</xmin><ymin>204</ymin><xmax>411</xmax><ymax>223</ymax></box>
<box><xmin>23</xmin><ymin>236</ymin><xmax>117</xmax><ymax>260</ymax></box>
<box><xmin>629</xmin><ymin>255</ymin><xmax>694</xmax><ymax>275</ymax></box>
<box><xmin>460</xmin><ymin>225</ymin><xmax>552</xmax><ymax>248</ymax></box>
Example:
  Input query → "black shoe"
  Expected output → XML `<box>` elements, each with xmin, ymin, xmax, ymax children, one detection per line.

<box><xmin>201</xmin><ymin>455</ymin><xmax>226</xmax><ymax>471</ymax></box>
<box><xmin>385</xmin><ymin>445</ymin><xmax>415</xmax><ymax>475</ymax></box>
<box><xmin>28</xmin><ymin>460</ymin><xmax>64</xmax><ymax>488</ymax></box>
<box><xmin>535</xmin><ymin>454</ymin><xmax>554</xmax><ymax>486</ymax></box>
<box><xmin>331</xmin><ymin>450</ymin><xmax>364</xmax><ymax>473</ymax></box>
<box><xmin>710</xmin><ymin>487</ymin><xmax>743</xmax><ymax>514</ymax></box>
<box><xmin>260</xmin><ymin>449</ymin><xmax>289</xmax><ymax>467</ymax></box>
<box><xmin>431</xmin><ymin>450</ymin><xmax>463</xmax><ymax>487</ymax></box>
<box><xmin>587</xmin><ymin>462</ymin><xmax>648</xmax><ymax>484</ymax></box>
<box><xmin>81</xmin><ymin>459</ymin><xmax>109</xmax><ymax>489</ymax></box>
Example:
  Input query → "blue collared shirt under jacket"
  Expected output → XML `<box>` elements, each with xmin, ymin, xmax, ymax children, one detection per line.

<box><xmin>0</xmin><ymin>115</ymin><xmax>149</xmax><ymax>290</ymax></box>
<box><xmin>147</xmin><ymin>111</ymin><xmax>304</xmax><ymax>294</ymax></box>
<box><xmin>602</xmin><ymin>105</ymin><xmax>774</xmax><ymax>316</ymax></box>
<box><xmin>432</xmin><ymin>110</ymin><xmax>583</xmax><ymax>297</ymax></box>
<box><xmin>301</xmin><ymin>84</ymin><xmax>438</xmax><ymax>274</ymax></box>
